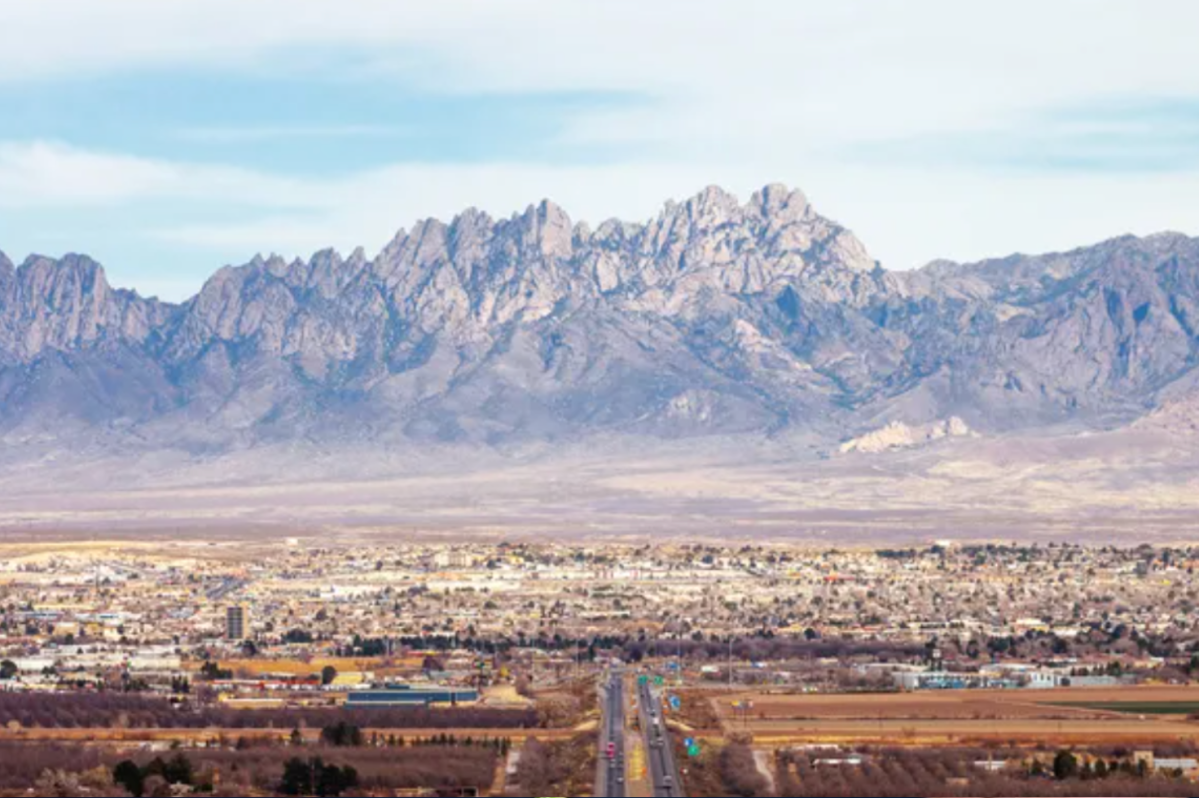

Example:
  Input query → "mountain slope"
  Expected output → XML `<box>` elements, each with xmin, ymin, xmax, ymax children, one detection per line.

<box><xmin>0</xmin><ymin>184</ymin><xmax>1196</xmax><ymax>455</ymax></box>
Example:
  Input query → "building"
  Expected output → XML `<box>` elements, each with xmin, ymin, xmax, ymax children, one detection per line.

<box><xmin>225</xmin><ymin>605</ymin><xmax>248</xmax><ymax>641</ymax></box>
<box><xmin>345</xmin><ymin>685</ymin><xmax>479</xmax><ymax>707</ymax></box>
<box><xmin>433</xmin><ymin>550</ymin><xmax>474</xmax><ymax>569</ymax></box>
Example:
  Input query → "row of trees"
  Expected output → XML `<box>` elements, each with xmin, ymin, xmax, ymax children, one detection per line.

<box><xmin>279</xmin><ymin>757</ymin><xmax>357</xmax><ymax>797</ymax></box>
<box><xmin>0</xmin><ymin>742</ymin><xmax>499</xmax><ymax>794</ymax></box>
<box><xmin>313</xmin><ymin>722</ymin><xmax>513</xmax><ymax>754</ymax></box>
<box><xmin>112</xmin><ymin>754</ymin><xmax>198</xmax><ymax>797</ymax></box>
<box><xmin>773</xmin><ymin>748</ymin><xmax>1197</xmax><ymax>797</ymax></box>
<box><xmin>0</xmin><ymin>692</ymin><xmax>536</xmax><ymax>729</ymax></box>
<box><xmin>515</xmin><ymin>735</ymin><xmax>593</xmax><ymax>797</ymax></box>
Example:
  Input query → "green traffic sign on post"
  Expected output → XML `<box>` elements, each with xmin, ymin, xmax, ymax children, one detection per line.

<box><xmin>688</xmin><ymin>744</ymin><xmax>701</xmax><ymax>757</ymax></box>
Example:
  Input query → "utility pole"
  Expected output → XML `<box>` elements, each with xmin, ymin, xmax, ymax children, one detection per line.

<box><xmin>728</xmin><ymin>635</ymin><xmax>734</xmax><ymax>692</ymax></box>
<box><xmin>677</xmin><ymin>634</ymin><xmax>682</xmax><ymax>687</ymax></box>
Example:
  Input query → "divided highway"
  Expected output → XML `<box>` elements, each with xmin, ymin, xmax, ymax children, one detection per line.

<box><xmin>598</xmin><ymin>668</ymin><xmax>627</xmax><ymax>797</ymax></box>
<box><xmin>636</xmin><ymin>678</ymin><xmax>683</xmax><ymax>797</ymax></box>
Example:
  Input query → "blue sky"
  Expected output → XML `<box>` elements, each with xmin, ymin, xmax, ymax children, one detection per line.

<box><xmin>1</xmin><ymin>1</ymin><xmax>1198</xmax><ymax>301</ymax></box>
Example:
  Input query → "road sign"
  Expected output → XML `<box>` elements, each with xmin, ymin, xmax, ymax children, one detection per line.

<box><xmin>669</xmin><ymin>695</ymin><xmax>681</xmax><ymax>709</ymax></box>
<box><xmin>638</xmin><ymin>675</ymin><xmax>648</xmax><ymax>685</ymax></box>
<box><xmin>688</xmin><ymin>743</ymin><xmax>701</xmax><ymax>757</ymax></box>
<box><xmin>684</xmin><ymin>737</ymin><xmax>694</xmax><ymax>747</ymax></box>
<box><xmin>654</xmin><ymin>676</ymin><xmax>664</xmax><ymax>686</ymax></box>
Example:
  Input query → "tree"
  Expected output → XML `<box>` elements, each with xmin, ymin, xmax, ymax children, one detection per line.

<box><xmin>34</xmin><ymin>769</ymin><xmax>82</xmax><ymax>798</ymax></box>
<box><xmin>114</xmin><ymin>760</ymin><xmax>145</xmax><ymax>797</ymax></box>
<box><xmin>0</xmin><ymin>660</ymin><xmax>17</xmax><ymax>680</ymax></box>
<box><xmin>317</xmin><ymin>762</ymin><xmax>358</xmax><ymax>797</ymax></box>
<box><xmin>283</xmin><ymin>628</ymin><xmax>314</xmax><ymax>644</ymax></box>
<box><xmin>320</xmin><ymin>665</ymin><xmax>337</xmax><ymax>686</ymax></box>
<box><xmin>280</xmin><ymin>757</ymin><xmax>312</xmax><ymax>797</ymax></box>
<box><xmin>320</xmin><ymin>721</ymin><xmax>363</xmax><ymax>747</ymax></box>
<box><xmin>281</xmin><ymin>757</ymin><xmax>357</xmax><ymax>798</ymax></box>
<box><xmin>1053</xmin><ymin>749</ymin><xmax>1079</xmax><ymax>780</ymax></box>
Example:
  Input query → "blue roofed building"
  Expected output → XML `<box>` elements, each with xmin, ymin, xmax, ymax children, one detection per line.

<box><xmin>345</xmin><ymin>685</ymin><xmax>479</xmax><ymax>708</ymax></box>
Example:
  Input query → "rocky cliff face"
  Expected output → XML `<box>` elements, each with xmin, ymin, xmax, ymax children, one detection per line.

<box><xmin>0</xmin><ymin>184</ymin><xmax>1196</xmax><ymax>452</ymax></box>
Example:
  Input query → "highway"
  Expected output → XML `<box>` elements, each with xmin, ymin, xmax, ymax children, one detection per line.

<box><xmin>205</xmin><ymin>577</ymin><xmax>247</xmax><ymax>602</ymax></box>
<box><xmin>598</xmin><ymin>668</ymin><xmax>627</xmax><ymax>797</ymax></box>
<box><xmin>636</xmin><ymin>678</ymin><xmax>683</xmax><ymax>797</ymax></box>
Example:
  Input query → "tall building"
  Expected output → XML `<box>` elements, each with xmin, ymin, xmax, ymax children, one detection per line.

<box><xmin>226</xmin><ymin>604</ymin><xmax>248</xmax><ymax>640</ymax></box>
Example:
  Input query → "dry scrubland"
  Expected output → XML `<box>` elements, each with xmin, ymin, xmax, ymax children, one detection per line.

<box><xmin>0</xmin><ymin>426</ymin><xmax>1198</xmax><ymax>543</ymax></box>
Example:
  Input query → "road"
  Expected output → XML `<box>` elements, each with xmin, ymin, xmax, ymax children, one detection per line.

<box><xmin>637</xmin><ymin>678</ymin><xmax>683</xmax><ymax>797</ymax></box>
<box><xmin>205</xmin><ymin>577</ymin><xmax>248</xmax><ymax>602</ymax></box>
<box><xmin>598</xmin><ymin>668</ymin><xmax>627</xmax><ymax>797</ymax></box>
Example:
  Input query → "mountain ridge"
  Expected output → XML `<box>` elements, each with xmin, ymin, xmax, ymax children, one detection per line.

<box><xmin>0</xmin><ymin>183</ymin><xmax>1197</xmax><ymax>457</ymax></box>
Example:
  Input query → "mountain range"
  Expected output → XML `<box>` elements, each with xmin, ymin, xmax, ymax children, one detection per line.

<box><xmin>2</xmin><ymin>183</ymin><xmax>1198</xmax><ymax>459</ymax></box>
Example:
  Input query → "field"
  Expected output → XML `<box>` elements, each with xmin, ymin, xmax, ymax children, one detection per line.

<box><xmin>710</xmin><ymin>686</ymin><xmax>1199</xmax><ymax>745</ymax></box>
<box><xmin>1049</xmin><ymin>702</ymin><xmax>1199</xmax><ymax>715</ymax></box>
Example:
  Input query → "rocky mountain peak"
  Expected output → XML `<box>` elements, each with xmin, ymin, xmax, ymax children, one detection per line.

<box><xmin>16</xmin><ymin>253</ymin><xmax>112</xmax><ymax>305</ymax></box>
<box><xmin>0</xmin><ymin>186</ymin><xmax>1196</xmax><ymax>453</ymax></box>
<box><xmin>750</xmin><ymin>182</ymin><xmax>810</xmax><ymax>223</ymax></box>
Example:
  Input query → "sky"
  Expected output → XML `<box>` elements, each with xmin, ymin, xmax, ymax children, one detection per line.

<box><xmin>1</xmin><ymin>0</ymin><xmax>1198</xmax><ymax>301</ymax></box>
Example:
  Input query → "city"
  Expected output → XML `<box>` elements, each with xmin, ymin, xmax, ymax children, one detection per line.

<box><xmin>2</xmin><ymin>2</ymin><xmax>1198</xmax><ymax>796</ymax></box>
<box><xmin>2</xmin><ymin>539</ymin><xmax>1199</xmax><ymax>795</ymax></box>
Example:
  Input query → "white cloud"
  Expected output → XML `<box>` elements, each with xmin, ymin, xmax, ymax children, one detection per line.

<box><xmin>0</xmin><ymin>141</ymin><xmax>321</xmax><ymax>209</ymax></box>
<box><xmin>3</xmin><ymin>2</ymin><xmax>1199</xmax><ymax>149</ymax></box>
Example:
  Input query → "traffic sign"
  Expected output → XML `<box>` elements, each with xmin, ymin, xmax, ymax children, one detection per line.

<box><xmin>684</xmin><ymin>737</ymin><xmax>694</xmax><ymax>747</ymax></box>
<box><xmin>688</xmin><ymin>743</ymin><xmax>701</xmax><ymax>757</ymax></box>
<box><xmin>654</xmin><ymin>676</ymin><xmax>664</xmax><ymax>686</ymax></box>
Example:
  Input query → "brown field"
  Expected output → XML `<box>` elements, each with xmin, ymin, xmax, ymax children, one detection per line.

<box><xmin>709</xmin><ymin>686</ymin><xmax>1199</xmax><ymax>745</ymax></box>
<box><xmin>716</xmin><ymin>686</ymin><xmax>1199</xmax><ymax>721</ymax></box>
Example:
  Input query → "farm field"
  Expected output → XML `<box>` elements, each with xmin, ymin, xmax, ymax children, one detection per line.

<box><xmin>1048</xmin><ymin>701</ymin><xmax>1199</xmax><ymax>715</ymax></box>
<box><xmin>714</xmin><ymin>686</ymin><xmax>1199</xmax><ymax>721</ymax></box>
<box><xmin>708</xmin><ymin>686</ymin><xmax>1199</xmax><ymax>745</ymax></box>
<box><xmin>729</xmin><ymin>717</ymin><xmax>1199</xmax><ymax>746</ymax></box>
